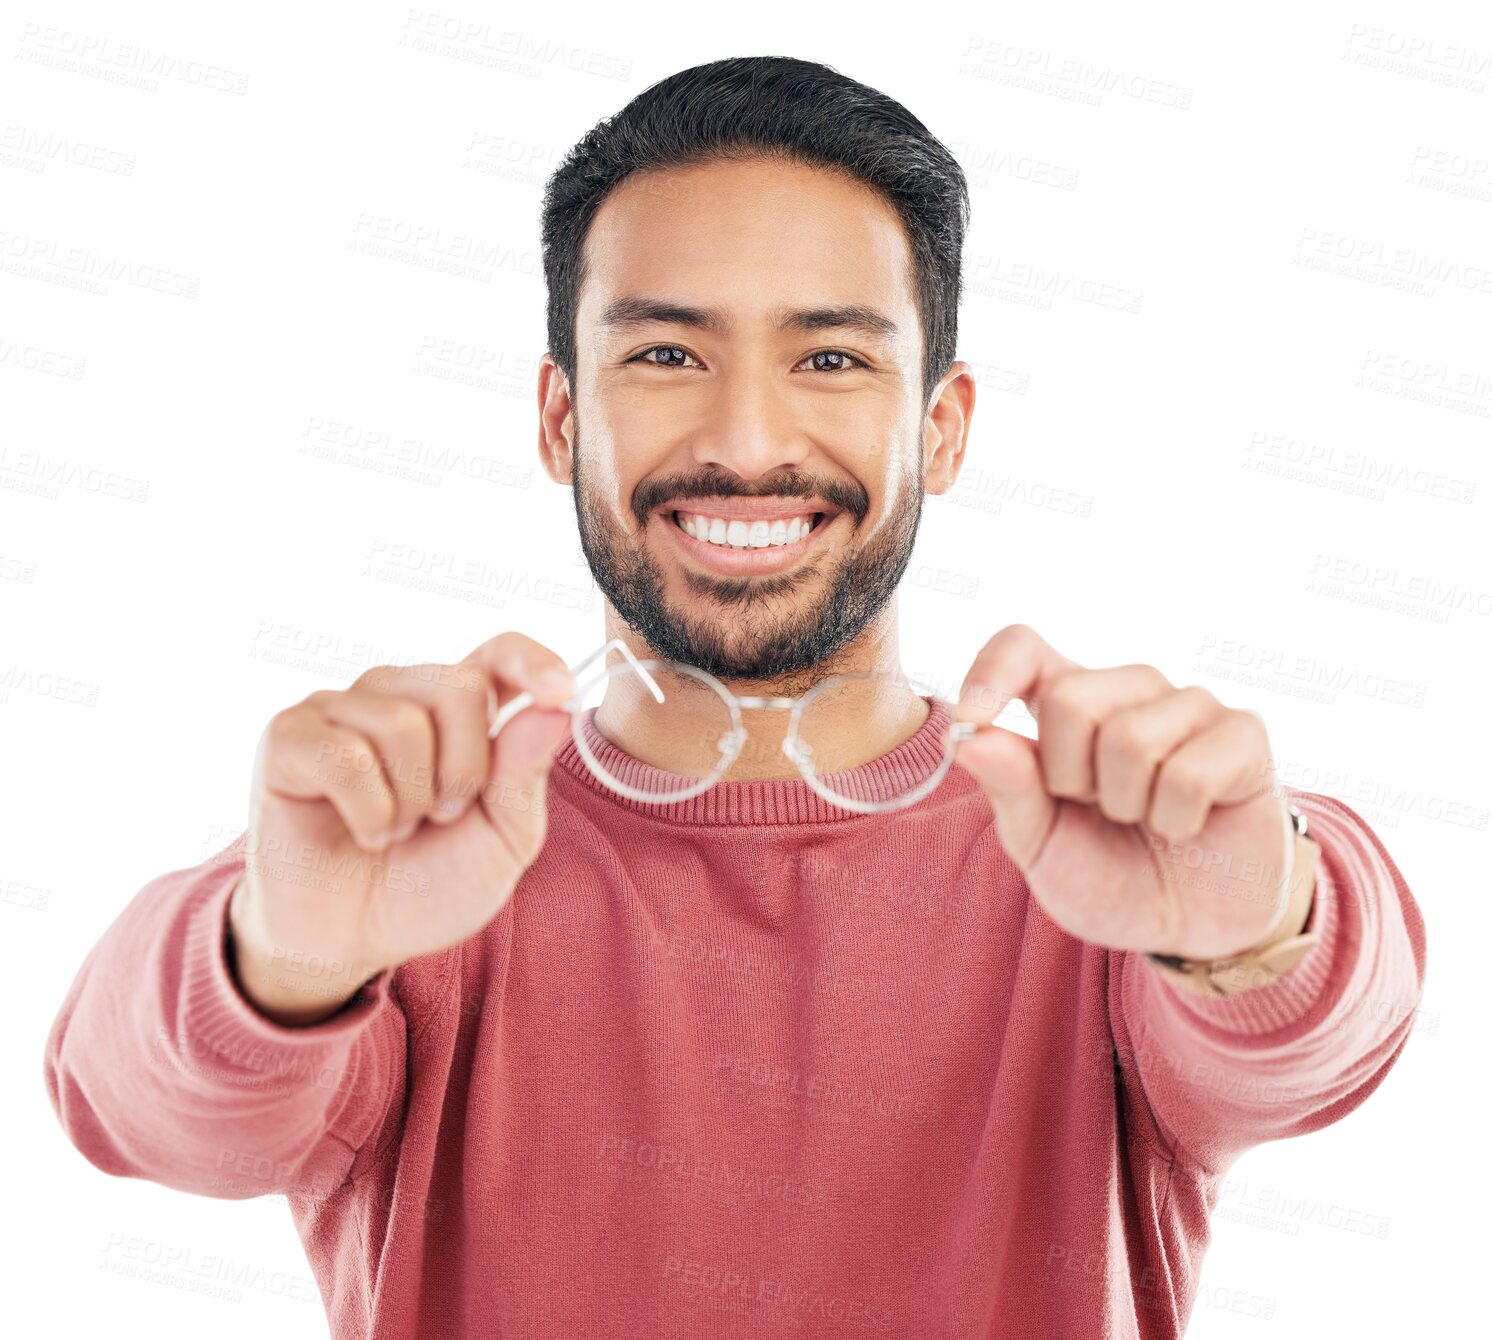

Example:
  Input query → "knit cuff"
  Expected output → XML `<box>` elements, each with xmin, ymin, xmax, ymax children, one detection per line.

<box><xmin>177</xmin><ymin>853</ymin><xmax>398</xmax><ymax>1088</ymax></box>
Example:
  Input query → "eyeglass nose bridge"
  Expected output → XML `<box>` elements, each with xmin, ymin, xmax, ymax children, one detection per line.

<box><xmin>727</xmin><ymin>695</ymin><xmax>812</xmax><ymax>768</ymax></box>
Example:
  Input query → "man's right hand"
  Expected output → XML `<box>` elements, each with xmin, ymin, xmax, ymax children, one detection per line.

<box><xmin>227</xmin><ymin>631</ymin><xmax>578</xmax><ymax>1025</ymax></box>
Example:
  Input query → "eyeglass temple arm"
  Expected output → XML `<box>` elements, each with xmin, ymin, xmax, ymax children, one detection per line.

<box><xmin>488</xmin><ymin>637</ymin><xmax>667</xmax><ymax>738</ymax></box>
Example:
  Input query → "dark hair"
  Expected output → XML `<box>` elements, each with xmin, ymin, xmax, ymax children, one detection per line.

<box><xmin>540</xmin><ymin>55</ymin><xmax>970</xmax><ymax>413</ymax></box>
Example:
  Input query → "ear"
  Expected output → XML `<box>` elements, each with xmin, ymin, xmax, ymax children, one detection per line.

<box><xmin>538</xmin><ymin>353</ymin><xmax>575</xmax><ymax>486</ymax></box>
<box><xmin>921</xmin><ymin>360</ymin><xmax>976</xmax><ymax>497</ymax></box>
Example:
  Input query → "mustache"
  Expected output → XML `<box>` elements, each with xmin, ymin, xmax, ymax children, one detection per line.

<box><xmin>632</xmin><ymin>471</ymin><xmax>870</xmax><ymax>530</ymax></box>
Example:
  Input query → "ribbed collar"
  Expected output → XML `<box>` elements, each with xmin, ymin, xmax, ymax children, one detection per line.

<box><xmin>551</xmin><ymin>695</ymin><xmax>959</xmax><ymax>826</ymax></box>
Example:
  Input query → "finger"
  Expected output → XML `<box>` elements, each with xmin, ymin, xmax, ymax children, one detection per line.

<box><xmin>1147</xmin><ymin>710</ymin><xmax>1274</xmax><ymax>841</ymax></box>
<box><xmin>953</xmin><ymin>624</ymin><xmax>1082</xmax><ymax>731</ymax></box>
<box><xmin>258</xmin><ymin>704</ymin><xmax>401</xmax><ymax>851</ymax></box>
<box><xmin>1038</xmin><ymin>664</ymin><xmax>1173</xmax><ymax>803</ymax></box>
<box><xmin>480</xmin><ymin>703</ymin><xmax>574</xmax><ymax>868</ymax></box>
<box><xmin>460</xmin><ymin>631</ymin><xmax>578</xmax><ymax>728</ymax></box>
<box><xmin>355</xmin><ymin>661</ymin><xmax>492</xmax><ymax>825</ymax></box>
<box><xmin>951</xmin><ymin>723</ymin><xmax>1058</xmax><ymax>869</ymax></box>
<box><xmin>1093</xmin><ymin>685</ymin><xmax>1227</xmax><ymax>826</ymax></box>
<box><xmin>311</xmin><ymin>687</ymin><xmax>436</xmax><ymax>841</ymax></box>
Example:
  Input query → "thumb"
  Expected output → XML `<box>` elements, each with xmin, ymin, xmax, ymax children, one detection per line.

<box><xmin>481</xmin><ymin>704</ymin><xmax>573</xmax><ymax>835</ymax></box>
<box><xmin>952</xmin><ymin>725</ymin><xmax>1057</xmax><ymax>869</ymax></box>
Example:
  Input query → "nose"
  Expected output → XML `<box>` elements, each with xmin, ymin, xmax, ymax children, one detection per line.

<box><xmin>687</xmin><ymin>362</ymin><xmax>811</xmax><ymax>483</ymax></box>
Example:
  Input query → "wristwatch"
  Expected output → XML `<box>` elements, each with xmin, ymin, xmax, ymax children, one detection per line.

<box><xmin>1143</xmin><ymin>803</ymin><xmax>1321</xmax><ymax>999</ymax></box>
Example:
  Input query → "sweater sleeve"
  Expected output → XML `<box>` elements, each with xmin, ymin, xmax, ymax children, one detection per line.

<box><xmin>42</xmin><ymin>831</ymin><xmax>407</xmax><ymax>1203</ymax></box>
<box><xmin>1107</xmin><ymin>787</ymin><xmax>1427</xmax><ymax>1180</ymax></box>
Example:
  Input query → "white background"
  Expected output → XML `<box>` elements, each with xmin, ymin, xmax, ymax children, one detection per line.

<box><xmin>3</xmin><ymin>0</ymin><xmax>1485</xmax><ymax>1334</ymax></box>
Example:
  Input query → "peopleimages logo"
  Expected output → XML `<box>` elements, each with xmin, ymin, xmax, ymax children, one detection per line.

<box><xmin>711</xmin><ymin>1053</ymin><xmax>935</xmax><ymax>1125</ymax></box>
<box><xmin>598</xmin><ymin>1131</ymin><xmax>832</xmax><ymax>1210</ymax></box>
<box><xmin>663</xmin><ymin>1256</ymin><xmax>896</xmax><ymax>1332</ymax></box>
<box><xmin>98</xmin><ymin>1233</ymin><xmax>319</xmax><ymax>1302</ymax></box>
<box><xmin>396</xmin><ymin>11</ymin><xmax>633</xmax><ymax>81</ymax></box>
<box><xmin>957</xmin><ymin>36</ymin><xmax>1194</xmax><ymax>110</ymax></box>
<box><xmin>0</xmin><ymin>230</ymin><xmax>198</xmax><ymax>299</ymax></box>
<box><xmin>0</xmin><ymin>124</ymin><xmax>136</xmax><ymax>175</ymax></box>
<box><xmin>15</xmin><ymin>24</ymin><xmax>250</xmax><ymax>93</ymax></box>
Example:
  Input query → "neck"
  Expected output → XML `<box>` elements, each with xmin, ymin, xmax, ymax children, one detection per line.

<box><xmin>591</xmin><ymin>600</ymin><xmax>927</xmax><ymax>781</ymax></box>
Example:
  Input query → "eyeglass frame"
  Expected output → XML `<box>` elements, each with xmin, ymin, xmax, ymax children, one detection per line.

<box><xmin>487</xmin><ymin>637</ymin><xmax>981</xmax><ymax>815</ymax></box>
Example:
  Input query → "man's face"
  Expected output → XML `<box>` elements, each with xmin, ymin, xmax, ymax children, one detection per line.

<box><xmin>555</xmin><ymin>156</ymin><xmax>935</xmax><ymax>688</ymax></box>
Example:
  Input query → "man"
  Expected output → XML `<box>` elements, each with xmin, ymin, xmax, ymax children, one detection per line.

<box><xmin>44</xmin><ymin>55</ymin><xmax>1425</xmax><ymax>1339</ymax></box>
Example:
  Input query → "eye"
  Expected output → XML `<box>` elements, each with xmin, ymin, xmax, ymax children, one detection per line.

<box><xmin>629</xmin><ymin>345</ymin><xmax>701</xmax><ymax>370</ymax></box>
<box><xmin>626</xmin><ymin>346</ymin><xmax>871</xmax><ymax>373</ymax></box>
<box><xmin>796</xmin><ymin>349</ymin><xmax>870</xmax><ymax>374</ymax></box>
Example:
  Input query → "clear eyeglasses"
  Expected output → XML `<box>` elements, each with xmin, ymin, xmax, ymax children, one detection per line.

<box><xmin>489</xmin><ymin>637</ymin><xmax>995</xmax><ymax>815</ymax></box>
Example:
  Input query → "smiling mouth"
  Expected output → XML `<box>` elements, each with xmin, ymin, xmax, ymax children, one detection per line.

<box><xmin>654</xmin><ymin>503</ymin><xmax>840</xmax><ymax>575</ymax></box>
<box><xmin>667</xmin><ymin>509</ymin><xmax>831</xmax><ymax>550</ymax></box>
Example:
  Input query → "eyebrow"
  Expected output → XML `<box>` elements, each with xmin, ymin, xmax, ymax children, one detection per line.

<box><xmin>597</xmin><ymin>296</ymin><xmax>901</xmax><ymax>345</ymax></box>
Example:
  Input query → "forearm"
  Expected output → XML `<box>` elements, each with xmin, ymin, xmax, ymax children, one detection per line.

<box><xmin>44</xmin><ymin>850</ymin><xmax>406</xmax><ymax>1199</ymax></box>
<box><xmin>1111</xmin><ymin>789</ymin><xmax>1427</xmax><ymax>1175</ymax></box>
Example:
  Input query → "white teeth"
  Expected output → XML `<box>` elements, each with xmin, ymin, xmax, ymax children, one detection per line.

<box><xmin>677</xmin><ymin>511</ymin><xmax>819</xmax><ymax>549</ymax></box>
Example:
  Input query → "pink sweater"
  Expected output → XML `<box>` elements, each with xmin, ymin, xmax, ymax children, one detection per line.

<box><xmin>44</xmin><ymin>698</ymin><xmax>1427</xmax><ymax>1338</ymax></box>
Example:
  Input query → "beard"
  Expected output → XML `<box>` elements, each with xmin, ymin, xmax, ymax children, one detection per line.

<box><xmin>568</xmin><ymin>411</ymin><xmax>925</xmax><ymax>687</ymax></box>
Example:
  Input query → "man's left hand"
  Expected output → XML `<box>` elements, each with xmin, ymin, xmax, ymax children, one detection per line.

<box><xmin>949</xmin><ymin>624</ymin><xmax>1301</xmax><ymax>961</ymax></box>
